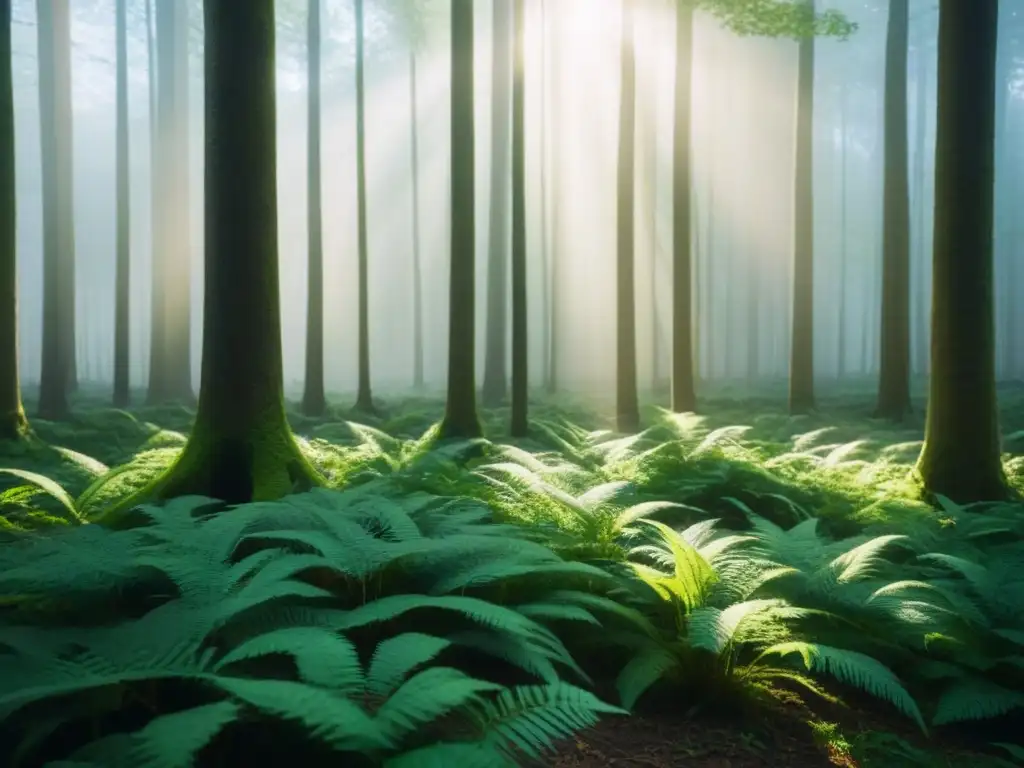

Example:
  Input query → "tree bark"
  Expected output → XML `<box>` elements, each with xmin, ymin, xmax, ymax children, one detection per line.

<box><xmin>509</xmin><ymin>0</ymin><xmax>528</xmax><ymax>437</ymax></box>
<box><xmin>301</xmin><ymin>0</ymin><xmax>326</xmax><ymax>416</ymax></box>
<box><xmin>439</xmin><ymin>0</ymin><xmax>482</xmax><ymax>439</ymax></box>
<box><xmin>36</xmin><ymin>0</ymin><xmax>74</xmax><ymax>420</ymax></box>
<box><xmin>0</xmin><ymin>0</ymin><xmax>25</xmax><ymax>439</ymax></box>
<box><xmin>482</xmin><ymin>0</ymin><xmax>512</xmax><ymax>407</ymax></box>
<box><xmin>915</xmin><ymin>0</ymin><xmax>1007</xmax><ymax>502</ymax></box>
<box><xmin>353</xmin><ymin>0</ymin><xmax>374</xmax><ymax>412</ymax></box>
<box><xmin>670</xmin><ymin>1</ymin><xmax>696</xmax><ymax>413</ymax></box>
<box><xmin>100</xmin><ymin>0</ymin><xmax>323</xmax><ymax>520</ymax></box>
<box><xmin>113</xmin><ymin>0</ymin><xmax>131</xmax><ymax>408</ymax></box>
<box><xmin>409</xmin><ymin>48</ymin><xmax>424</xmax><ymax>390</ymax></box>
<box><xmin>875</xmin><ymin>0</ymin><xmax>912</xmax><ymax>419</ymax></box>
<box><xmin>788</xmin><ymin>4</ymin><xmax>815</xmax><ymax>414</ymax></box>
<box><xmin>616</xmin><ymin>0</ymin><xmax>640</xmax><ymax>433</ymax></box>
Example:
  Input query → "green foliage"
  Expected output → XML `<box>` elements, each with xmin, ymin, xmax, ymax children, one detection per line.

<box><xmin>3</xmin><ymin>394</ymin><xmax>1024</xmax><ymax>764</ymax></box>
<box><xmin>695</xmin><ymin>0</ymin><xmax>858</xmax><ymax>40</ymax></box>
<box><xmin>0</xmin><ymin>489</ymin><xmax>627</xmax><ymax>765</ymax></box>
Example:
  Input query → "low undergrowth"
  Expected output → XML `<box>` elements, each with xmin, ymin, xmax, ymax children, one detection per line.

<box><xmin>1</xmin><ymin>387</ymin><xmax>1024</xmax><ymax>766</ymax></box>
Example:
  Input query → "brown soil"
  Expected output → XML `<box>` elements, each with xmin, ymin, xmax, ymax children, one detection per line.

<box><xmin>545</xmin><ymin>711</ymin><xmax>839</xmax><ymax>768</ymax></box>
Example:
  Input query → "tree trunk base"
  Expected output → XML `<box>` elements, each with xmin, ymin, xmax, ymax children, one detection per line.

<box><xmin>0</xmin><ymin>408</ymin><xmax>29</xmax><ymax>440</ymax></box>
<box><xmin>95</xmin><ymin>426</ymin><xmax>324</xmax><ymax>528</ymax></box>
<box><xmin>914</xmin><ymin>453</ymin><xmax>1010</xmax><ymax>505</ymax></box>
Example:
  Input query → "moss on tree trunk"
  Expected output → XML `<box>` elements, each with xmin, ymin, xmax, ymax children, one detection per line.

<box><xmin>302</xmin><ymin>0</ymin><xmax>326</xmax><ymax>417</ymax></box>
<box><xmin>875</xmin><ymin>0</ymin><xmax>912</xmax><ymax>421</ymax></box>
<box><xmin>509</xmin><ymin>0</ymin><xmax>528</xmax><ymax>438</ymax></box>
<box><xmin>915</xmin><ymin>0</ymin><xmax>1007</xmax><ymax>503</ymax></box>
<box><xmin>101</xmin><ymin>0</ymin><xmax>322</xmax><ymax>522</ymax></box>
<box><xmin>0</xmin><ymin>0</ymin><xmax>26</xmax><ymax>440</ymax></box>
<box><xmin>670</xmin><ymin>2</ymin><xmax>696</xmax><ymax>415</ymax></box>
<box><xmin>788</xmin><ymin>13</ymin><xmax>815</xmax><ymax>415</ymax></box>
<box><xmin>440</xmin><ymin>0</ymin><xmax>482</xmax><ymax>440</ymax></box>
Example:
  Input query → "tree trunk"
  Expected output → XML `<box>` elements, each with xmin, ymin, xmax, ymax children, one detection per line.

<box><xmin>836</xmin><ymin>83</ymin><xmax>848</xmax><ymax>379</ymax></box>
<box><xmin>36</xmin><ymin>0</ymin><xmax>74</xmax><ymax>420</ymax></box>
<box><xmin>788</xmin><ymin>5</ymin><xmax>815</xmax><ymax>414</ymax></box>
<box><xmin>113</xmin><ymin>0</ymin><xmax>131</xmax><ymax>408</ymax></box>
<box><xmin>100</xmin><ymin>0</ymin><xmax>324</xmax><ymax>521</ymax></box>
<box><xmin>547</xmin><ymin>0</ymin><xmax>562</xmax><ymax>395</ymax></box>
<box><xmin>301</xmin><ymin>0</ymin><xmax>326</xmax><ymax>416</ymax></box>
<box><xmin>482</xmin><ymin>0</ymin><xmax>512</xmax><ymax>407</ymax></box>
<box><xmin>0</xmin><ymin>0</ymin><xmax>25</xmax><ymax>439</ymax></box>
<box><xmin>148</xmin><ymin>0</ymin><xmax>193</xmax><ymax>404</ymax></box>
<box><xmin>439</xmin><ymin>0</ymin><xmax>482</xmax><ymax>439</ymax></box>
<box><xmin>616</xmin><ymin>0</ymin><xmax>640</xmax><ymax>433</ymax></box>
<box><xmin>353</xmin><ymin>0</ymin><xmax>374</xmax><ymax>412</ymax></box>
<box><xmin>409</xmin><ymin>48</ymin><xmax>424</xmax><ymax>390</ymax></box>
<box><xmin>915</xmin><ymin>0</ymin><xmax>1007</xmax><ymax>502</ymax></box>
<box><xmin>670</xmin><ymin>1</ymin><xmax>695</xmax><ymax>413</ymax></box>
<box><xmin>910</xmin><ymin>39</ymin><xmax>929</xmax><ymax>377</ymax></box>
<box><xmin>145</xmin><ymin>0</ymin><xmax>162</xmax><ymax>399</ymax></box>
<box><xmin>538</xmin><ymin>0</ymin><xmax>550</xmax><ymax>390</ymax></box>
<box><xmin>509</xmin><ymin>0</ymin><xmax>528</xmax><ymax>437</ymax></box>
<box><xmin>875</xmin><ymin>0</ymin><xmax>912</xmax><ymax>419</ymax></box>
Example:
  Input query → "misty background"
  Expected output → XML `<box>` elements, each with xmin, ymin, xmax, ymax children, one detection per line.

<box><xmin>9</xmin><ymin>0</ymin><xmax>1023</xmax><ymax>400</ymax></box>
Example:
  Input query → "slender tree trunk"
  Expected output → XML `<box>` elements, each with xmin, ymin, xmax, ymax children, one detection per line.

<box><xmin>353</xmin><ymin>0</ymin><xmax>373</xmax><ymax>411</ymax></box>
<box><xmin>409</xmin><ymin>48</ymin><xmax>424</xmax><ymax>390</ymax></box>
<box><xmin>538</xmin><ymin>0</ymin><xmax>550</xmax><ymax>390</ymax></box>
<box><xmin>616</xmin><ymin>0</ymin><xmax>640</xmax><ymax>433</ymax></box>
<box><xmin>482</xmin><ymin>0</ymin><xmax>512</xmax><ymax>406</ymax></box>
<box><xmin>836</xmin><ymin>85</ymin><xmax>848</xmax><ymax>379</ymax></box>
<box><xmin>911</xmin><ymin>39</ymin><xmax>929</xmax><ymax>377</ymax></box>
<box><xmin>301</xmin><ymin>0</ymin><xmax>326</xmax><ymax>416</ymax></box>
<box><xmin>788</xmin><ymin>4</ymin><xmax>815</xmax><ymax>414</ymax></box>
<box><xmin>101</xmin><ymin>0</ymin><xmax>323</xmax><ymax>520</ymax></box>
<box><xmin>113</xmin><ymin>0</ymin><xmax>131</xmax><ymax>407</ymax></box>
<box><xmin>0</xmin><ymin>0</ymin><xmax>25</xmax><ymax>438</ymax></box>
<box><xmin>875</xmin><ymin>0</ymin><xmax>912</xmax><ymax>419</ymax></box>
<box><xmin>670</xmin><ymin>1</ymin><xmax>695</xmax><ymax>413</ymax></box>
<box><xmin>547</xmin><ymin>0</ymin><xmax>562</xmax><ymax>394</ymax></box>
<box><xmin>915</xmin><ymin>0</ymin><xmax>1007</xmax><ymax>502</ymax></box>
<box><xmin>145</xmin><ymin>0</ymin><xmax>163</xmax><ymax>399</ymax></box>
<box><xmin>439</xmin><ymin>0</ymin><xmax>482</xmax><ymax>438</ymax></box>
<box><xmin>509</xmin><ymin>0</ymin><xmax>528</xmax><ymax>437</ymax></box>
<box><xmin>36</xmin><ymin>0</ymin><xmax>74</xmax><ymax>420</ymax></box>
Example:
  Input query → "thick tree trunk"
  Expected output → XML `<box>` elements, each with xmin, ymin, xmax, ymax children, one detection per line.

<box><xmin>670</xmin><ymin>2</ymin><xmax>695</xmax><ymax>413</ymax></box>
<box><xmin>439</xmin><ymin>0</ymin><xmax>482</xmax><ymax>438</ymax></box>
<box><xmin>36</xmin><ymin>0</ymin><xmax>74</xmax><ymax>420</ymax></box>
<box><xmin>482</xmin><ymin>0</ymin><xmax>512</xmax><ymax>407</ymax></box>
<box><xmin>788</xmin><ymin>10</ymin><xmax>815</xmax><ymax>414</ymax></box>
<box><xmin>509</xmin><ymin>0</ymin><xmax>528</xmax><ymax>437</ymax></box>
<box><xmin>616</xmin><ymin>0</ymin><xmax>640</xmax><ymax>433</ymax></box>
<box><xmin>353</xmin><ymin>0</ymin><xmax>374</xmax><ymax>412</ymax></box>
<box><xmin>113</xmin><ymin>0</ymin><xmax>131</xmax><ymax>408</ymax></box>
<box><xmin>100</xmin><ymin>0</ymin><xmax>323</xmax><ymax>520</ymax></box>
<box><xmin>915</xmin><ymin>0</ymin><xmax>1007</xmax><ymax>502</ymax></box>
<box><xmin>0</xmin><ymin>0</ymin><xmax>25</xmax><ymax>439</ymax></box>
<box><xmin>409</xmin><ymin>49</ymin><xmax>424</xmax><ymax>390</ymax></box>
<box><xmin>875</xmin><ymin>0</ymin><xmax>912</xmax><ymax>419</ymax></box>
<box><xmin>301</xmin><ymin>0</ymin><xmax>326</xmax><ymax>416</ymax></box>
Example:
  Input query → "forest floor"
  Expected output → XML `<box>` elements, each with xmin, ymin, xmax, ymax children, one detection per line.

<box><xmin>2</xmin><ymin>379</ymin><xmax>1024</xmax><ymax>767</ymax></box>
